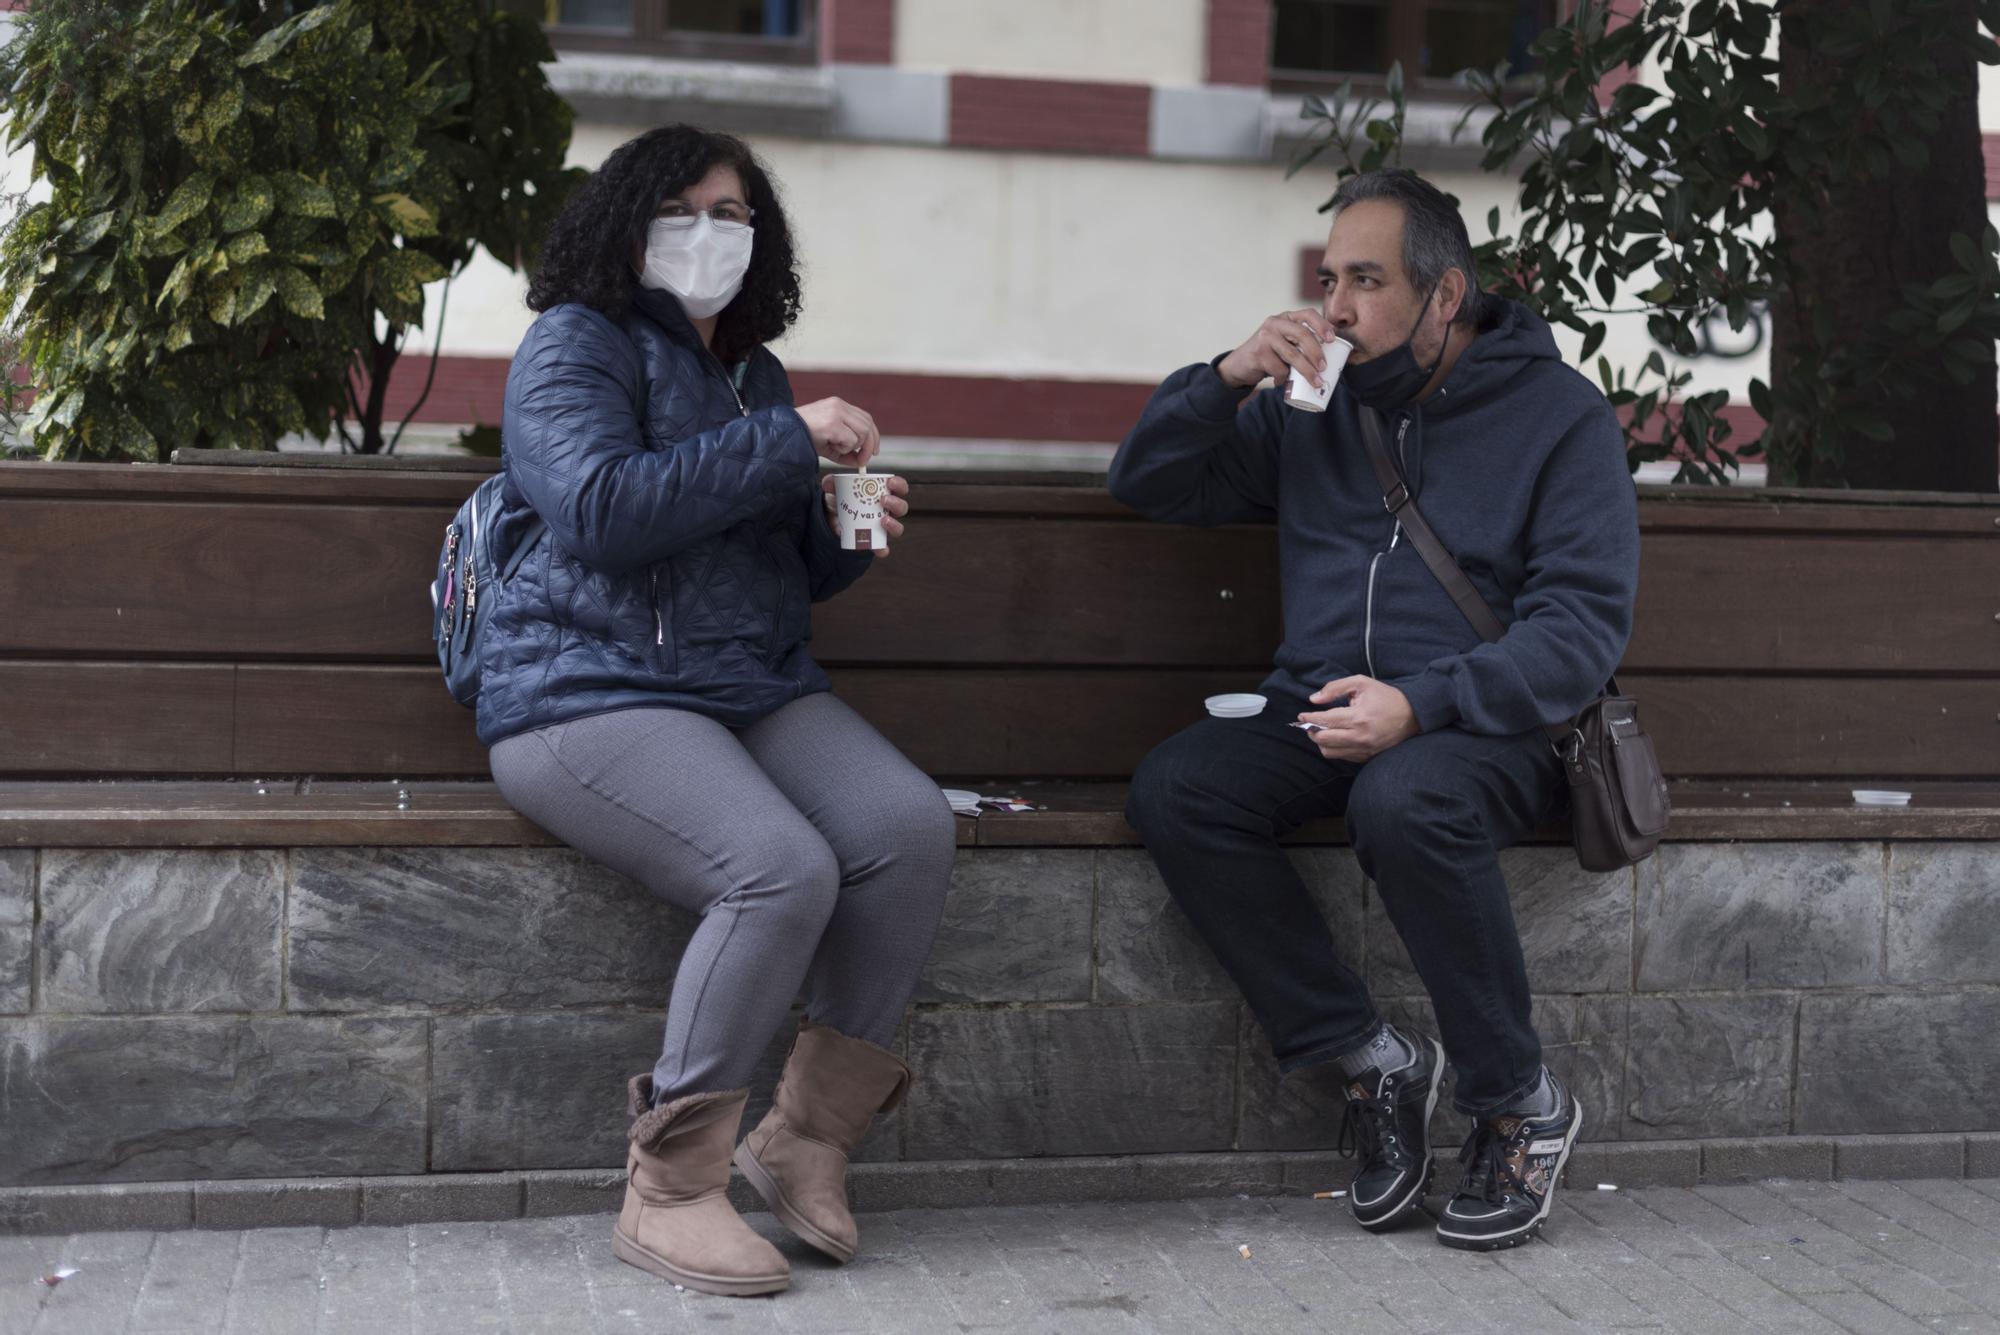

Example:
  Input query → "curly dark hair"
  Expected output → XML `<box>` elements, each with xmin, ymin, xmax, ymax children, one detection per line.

<box><xmin>525</xmin><ymin>125</ymin><xmax>802</xmax><ymax>365</ymax></box>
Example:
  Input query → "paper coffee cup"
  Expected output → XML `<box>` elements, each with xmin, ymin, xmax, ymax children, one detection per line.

<box><xmin>1283</xmin><ymin>334</ymin><xmax>1353</xmax><ymax>412</ymax></box>
<box><xmin>834</xmin><ymin>473</ymin><xmax>889</xmax><ymax>552</ymax></box>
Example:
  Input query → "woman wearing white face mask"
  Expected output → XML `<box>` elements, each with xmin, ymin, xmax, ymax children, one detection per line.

<box><xmin>483</xmin><ymin>125</ymin><xmax>955</xmax><ymax>1298</ymax></box>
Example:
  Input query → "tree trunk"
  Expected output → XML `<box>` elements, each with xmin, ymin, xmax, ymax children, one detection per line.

<box><xmin>1767</xmin><ymin>0</ymin><xmax>1997</xmax><ymax>491</ymax></box>
<box><xmin>357</xmin><ymin>330</ymin><xmax>396</xmax><ymax>454</ymax></box>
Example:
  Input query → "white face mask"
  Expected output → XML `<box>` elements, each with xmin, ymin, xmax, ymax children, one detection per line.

<box><xmin>637</xmin><ymin>215</ymin><xmax>754</xmax><ymax>318</ymax></box>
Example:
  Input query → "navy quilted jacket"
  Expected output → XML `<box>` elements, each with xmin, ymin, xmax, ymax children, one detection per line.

<box><xmin>475</xmin><ymin>288</ymin><xmax>874</xmax><ymax>747</ymax></box>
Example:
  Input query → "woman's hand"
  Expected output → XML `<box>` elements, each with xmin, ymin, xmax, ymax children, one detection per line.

<box><xmin>821</xmin><ymin>473</ymin><xmax>909</xmax><ymax>559</ymax></box>
<box><xmin>796</xmin><ymin>397</ymin><xmax>881</xmax><ymax>470</ymax></box>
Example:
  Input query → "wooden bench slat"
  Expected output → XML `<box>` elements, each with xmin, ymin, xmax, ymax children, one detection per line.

<box><xmin>5</xmin><ymin>780</ymin><xmax>1997</xmax><ymax>848</ymax></box>
<box><xmin>1628</xmin><ymin>533</ymin><xmax>2000</xmax><ymax>673</ymax></box>
<box><xmin>11</xmin><ymin>494</ymin><xmax>1998</xmax><ymax>672</ymax></box>
<box><xmin>6</xmin><ymin>663</ymin><xmax>1997</xmax><ymax>781</ymax></box>
<box><xmin>0</xmin><ymin>499</ymin><xmax>453</xmax><ymax>658</ymax></box>
<box><xmin>0</xmin><ymin>663</ymin><xmax>237</xmax><ymax>772</ymax></box>
<box><xmin>1626</xmin><ymin>674</ymin><xmax>2000</xmax><ymax>778</ymax></box>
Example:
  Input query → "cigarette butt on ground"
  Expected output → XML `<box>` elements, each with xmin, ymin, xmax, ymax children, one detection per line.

<box><xmin>1597</xmin><ymin>1183</ymin><xmax>1618</xmax><ymax>1191</ymax></box>
<box><xmin>1238</xmin><ymin>1244</ymin><xmax>1252</xmax><ymax>1259</ymax></box>
<box><xmin>1312</xmin><ymin>1190</ymin><xmax>1347</xmax><ymax>1200</ymax></box>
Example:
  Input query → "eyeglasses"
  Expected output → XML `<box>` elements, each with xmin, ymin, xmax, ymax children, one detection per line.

<box><xmin>656</xmin><ymin>203</ymin><xmax>755</xmax><ymax>232</ymax></box>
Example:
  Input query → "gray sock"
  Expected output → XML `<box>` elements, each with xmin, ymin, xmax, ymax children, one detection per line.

<box><xmin>1337</xmin><ymin>1022</ymin><xmax>1417</xmax><ymax>1077</ymax></box>
<box><xmin>1503</xmin><ymin>1067</ymin><xmax>1561</xmax><ymax>1119</ymax></box>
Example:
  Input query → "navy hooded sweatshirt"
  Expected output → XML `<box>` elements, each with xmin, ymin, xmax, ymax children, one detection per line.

<box><xmin>1107</xmin><ymin>298</ymin><xmax>1639</xmax><ymax>737</ymax></box>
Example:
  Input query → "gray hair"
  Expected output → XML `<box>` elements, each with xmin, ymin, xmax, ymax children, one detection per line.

<box><xmin>1328</xmin><ymin>169</ymin><xmax>1484</xmax><ymax>326</ymax></box>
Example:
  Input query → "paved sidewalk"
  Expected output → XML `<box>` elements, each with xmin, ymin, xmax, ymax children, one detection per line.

<box><xmin>7</xmin><ymin>1179</ymin><xmax>2000</xmax><ymax>1334</ymax></box>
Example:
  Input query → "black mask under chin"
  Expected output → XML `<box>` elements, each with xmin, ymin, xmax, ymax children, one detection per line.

<box><xmin>1344</xmin><ymin>284</ymin><xmax>1443</xmax><ymax>410</ymax></box>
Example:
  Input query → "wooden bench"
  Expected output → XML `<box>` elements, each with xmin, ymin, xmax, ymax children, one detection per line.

<box><xmin>3</xmin><ymin>455</ymin><xmax>1996</xmax><ymax>788</ymax></box>
<box><xmin>4</xmin><ymin>457</ymin><xmax>1999</xmax><ymax>1212</ymax></box>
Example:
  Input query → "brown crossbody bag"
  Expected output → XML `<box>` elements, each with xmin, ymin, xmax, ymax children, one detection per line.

<box><xmin>1355</xmin><ymin>407</ymin><xmax>1668</xmax><ymax>872</ymax></box>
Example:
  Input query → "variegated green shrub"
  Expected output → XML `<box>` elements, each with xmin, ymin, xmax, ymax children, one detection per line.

<box><xmin>0</xmin><ymin>0</ymin><xmax>582</xmax><ymax>459</ymax></box>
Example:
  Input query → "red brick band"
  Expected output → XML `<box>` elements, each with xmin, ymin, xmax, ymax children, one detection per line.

<box><xmin>948</xmin><ymin>74</ymin><xmax>1152</xmax><ymax>158</ymax></box>
<box><xmin>1206</xmin><ymin>0</ymin><xmax>1272</xmax><ymax>87</ymax></box>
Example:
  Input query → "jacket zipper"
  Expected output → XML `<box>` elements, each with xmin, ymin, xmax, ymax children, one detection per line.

<box><xmin>720</xmin><ymin>362</ymin><xmax>792</xmax><ymax>673</ymax></box>
<box><xmin>1362</xmin><ymin>413</ymin><xmax>1413</xmax><ymax>680</ymax></box>
<box><xmin>646</xmin><ymin>358</ymin><xmax>757</xmax><ymax>664</ymax></box>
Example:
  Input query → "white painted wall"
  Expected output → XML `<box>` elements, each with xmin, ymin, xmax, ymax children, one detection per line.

<box><xmin>893</xmin><ymin>0</ymin><xmax>1205</xmax><ymax>87</ymax></box>
<box><xmin>415</xmin><ymin>125</ymin><xmax>1509</xmax><ymax>381</ymax></box>
<box><xmin>410</xmin><ymin>30</ymin><xmax>2000</xmax><ymax>412</ymax></box>
<box><xmin>7</xmin><ymin>12</ymin><xmax>1999</xmax><ymax>443</ymax></box>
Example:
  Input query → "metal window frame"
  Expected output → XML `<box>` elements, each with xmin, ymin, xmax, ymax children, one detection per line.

<box><xmin>544</xmin><ymin>0</ymin><xmax>819</xmax><ymax>65</ymax></box>
<box><xmin>1267</xmin><ymin>0</ymin><xmax>1552</xmax><ymax>100</ymax></box>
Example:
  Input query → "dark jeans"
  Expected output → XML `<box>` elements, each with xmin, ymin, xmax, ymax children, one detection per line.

<box><xmin>1125</xmin><ymin>694</ymin><xmax>1563</xmax><ymax>1115</ymax></box>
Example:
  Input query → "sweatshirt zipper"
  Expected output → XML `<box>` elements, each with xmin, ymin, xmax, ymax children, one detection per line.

<box><xmin>1363</xmin><ymin>413</ymin><xmax>1413</xmax><ymax>679</ymax></box>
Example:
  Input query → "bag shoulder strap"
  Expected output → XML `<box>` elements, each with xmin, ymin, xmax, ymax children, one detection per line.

<box><xmin>1355</xmin><ymin>407</ymin><xmax>1505</xmax><ymax>643</ymax></box>
<box><xmin>1354</xmin><ymin>406</ymin><xmax>1577</xmax><ymax>744</ymax></box>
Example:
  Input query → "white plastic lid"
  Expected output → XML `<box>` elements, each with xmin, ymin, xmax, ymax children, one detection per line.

<box><xmin>1204</xmin><ymin>694</ymin><xmax>1268</xmax><ymax>716</ymax></box>
<box><xmin>1851</xmin><ymin>789</ymin><xmax>1912</xmax><ymax>806</ymax></box>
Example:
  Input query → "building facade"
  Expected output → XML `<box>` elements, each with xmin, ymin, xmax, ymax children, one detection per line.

<box><xmin>10</xmin><ymin>1</ymin><xmax>2000</xmax><ymax>473</ymax></box>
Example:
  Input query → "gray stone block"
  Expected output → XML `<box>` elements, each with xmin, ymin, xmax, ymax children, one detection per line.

<box><xmin>1833</xmin><ymin>1134</ymin><xmax>1965</xmax><ymax>1180</ymax></box>
<box><xmin>987</xmin><ymin>1156</ymin><xmax>1144</xmax><ymax>1205</ymax></box>
<box><xmin>0</xmin><ymin>851</ymin><xmax>30</xmax><ymax>1013</ymax></box>
<box><xmin>1368</xmin><ymin>849</ymin><xmax>1632</xmax><ymax>995</ymax></box>
<box><xmin>916</xmin><ymin>851</ymin><xmax>1092</xmax><ymax>1004</ymax></box>
<box><xmin>431</xmin><ymin>1012</ymin><xmax>659</xmax><ymax>1172</ymax></box>
<box><xmin>0</xmin><ymin>1182</ymin><xmax>193</xmax><ymax>1235</ymax></box>
<box><xmin>1276</xmin><ymin>1151</ymin><xmax>1347</xmax><ymax>1191</ymax></box>
<box><xmin>1635</xmin><ymin>843</ymin><xmax>1884</xmax><ymax>991</ymax></box>
<box><xmin>1564</xmin><ymin>1140</ymin><xmax>1700</xmax><ymax>1189</ymax></box>
<box><xmin>904</xmin><ymin>1002</ymin><xmax>1237</xmax><ymax>1159</ymax></box>
<box><xmin>194</xmin><ymin>1179</ymin><xmax>359</xmax><ymax>1230</ymax></box>
<box><xmin>1701</xmin><ymin>1137</ymin><xmax>1834</xmax><ymax>1183</ymax></box>
<box><xmin>361</xmin><ymin>1175</ymin><xmax>525</xmax><ymax>1226</ymax></box>
<box><xmin>1234</xmin><ymin>1004</ymin><xmax>1357</xmax><ymax>1153</ymax></box>
<box><xmin>521</xmin><ymin>1169</ymin><xmax>623</xmax><ymax>1218</ymax></box>
<box><xmin>1096</xmin><ymin>850</ymin><xmax>1362</xmax><ymax>1007</ymax></box>
<box><xmin>1799</xmin><ymin>992</ymin><xmax>2000</xmax><ymax>1135</ymax></box>
<box><xmin>1886</xmin><ymin>844</ymin><xmax>2000</xmax><ymax>986</ymax></box>
<box><xmin>1549</xmin><ymin>996</ymin><xmax>1629</xmax><ymax>1144</ymax></box>
<box><xmin>1132</xmin><ymin>1152</ymin><xmax>1286</xmax><ymax>1200</ymax></box>
<box><xmin>1150</xmin><ymin>85</ymin><xmax>1267</xmax><ymax>160</ymax></box>
<box><xmin>1092</xmin><ymin>850</ymin><xmax>1232</xmax><ymax>1005</ymax></box>
<box><xmin>1967</xmin><ymin>1133</ymin><xmax>2000</xmax><ymax>1178</ymax></box>
<box><xmin>0</xmin><ymin>1016</ymin><xmax>426</xmax><ymax>1186</ymax></box>
<box><xmin>1624</xmin><ymin>994</ymin><xmax>1796</xmax><ymax>1140</ymax></box>
<box><xmin>39</xmin><ymin>850</ymin><xmax>283</xmax><ymax>1013</ymax></box>
<box><xmin>288</xmin><ymin>848</ymin><xmax>688</xmax><ymax>1011</ymax></box>
<box><xmin>847</xmin><ymin>1160</ymin><xmax>996</xmax><ymax>1213</ymax></box>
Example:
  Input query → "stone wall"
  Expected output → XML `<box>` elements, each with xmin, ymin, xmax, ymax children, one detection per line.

<box><xmin>2</xmin><ymin>841</ymin><xmax>1994</xmax><ymax>1187</ymax></box>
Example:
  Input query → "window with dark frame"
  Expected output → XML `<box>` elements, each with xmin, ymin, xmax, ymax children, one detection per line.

<box><xmin>504</xmin><ymin>0</ymin><xmax>817</xmax><ymax>64</ymax></box>
<box><xmin>1270</xmin><ymin>0</ymin><xmax>1555</xmax><ymax>91</ymax></box>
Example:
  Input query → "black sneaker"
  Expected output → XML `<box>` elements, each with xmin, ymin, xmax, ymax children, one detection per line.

<box><xmin>1435</xmin><ymin>1073</ymin><xmax>1581</xmax><ymax>1251</ymax></box>
<box><xmin>1336</xmin><ymin>1031</ymin><xmax>1445</xmax><ymax>1232</ymax></box>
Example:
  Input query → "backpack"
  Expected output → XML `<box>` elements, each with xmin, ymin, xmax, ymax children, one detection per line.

<box><xmin>431</xmin><ymin>473</ymin><xmax>546</xmax><ymax>708</ymax></box>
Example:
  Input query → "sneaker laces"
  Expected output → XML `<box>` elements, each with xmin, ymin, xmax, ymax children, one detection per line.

<box><xmin>1336</xmin><ymin>1074</ymin><xmax>1407</xmax><ymax>1168</ymax></box>
<box><xmin>1456</xmin><ymin>1119</ymin><xmax>1530</xmax><ymax>1207</ymax></box>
